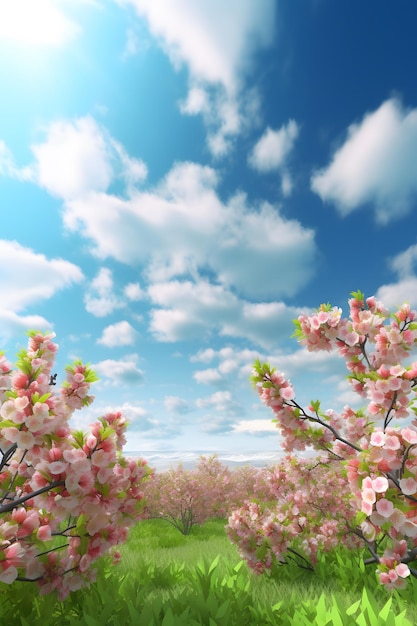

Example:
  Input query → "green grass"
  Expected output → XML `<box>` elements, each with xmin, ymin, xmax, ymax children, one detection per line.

<box><xmin>2</xmin><ymin>518</ymin><xmax>417</xmax><ymax>625</ymax></box>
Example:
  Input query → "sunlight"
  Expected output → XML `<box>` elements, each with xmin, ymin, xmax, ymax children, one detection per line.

<box><xmin>0</xmin><ymin>0</ymin><xmax>79</xmax><ymax>47</ymax></box>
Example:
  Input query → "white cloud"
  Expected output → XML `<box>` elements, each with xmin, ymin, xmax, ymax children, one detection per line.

<box><xmin>0</xmin><ymin>240</ymin><xmax>82</xmax><ymax>340</ymax></box>
<box><xmin>190</xmin><ymin>348</ymin><xmax>217</xmax><ymax>364</ymax></box>
<box><xmin>120</xmin><ymin>0</ymin><xmax>274</xmax><ymax>91</ymax></box>
<box><xmin>84</xmin><ymin>268</ymin><xmax>125</xmax><ymax>317</ymax></box>
<box><xmin>148</xmin><ymin>280</ymin><xmax>237</xmax><ymax>343</ymax></box>
<box><xmin>33</xmin><ymin>117</ymin><xmax>113</xmax><ymax>199</ymax></box>
<box><xmin>118</xmin><ymin>0</ymin><xmax>275</xmax><ymax>155</ymax></box>
<box><xmin>93</xmin><ymin>355</ymin><xmax>144</xmax><ymax>385</ymax></box>
<box><xmin>196</xmin><ymin>389</ymin><xmax>237</xmax><ymax>409</ymax></box>
<box><xmin>124</xmin><ymin>282</ymin><xmax>146</xmax><ymax>301</ymax></box>
<box><xmin>64</xmin><ymin>161</ymin><xmax>317</xmax><ymax>301</ymax></box>
<box><xmin>311</xmin><ymin>98</ymin><xmax>417</xmax><ymax>223</ymax></box>
<box><xmin>196</xmin><ymin>390</ymin><xmax>244</xmax><ymax>434</ymax></box>
<box><xmin>213</xmin><ymin>196</ymin><xmax>316</xmax><ymax>299</ymax></box>
<box><xmin>273</xmin><ymin>347</ymin><xmax>340</xmax><ymax>377</ymax></box>
<box><xmin>110</xmin><ymin>137</ymin><xmax>148</xmax><ymax>190</ymax></box>
<box><xmin>191</xmin><ymin>346</ymin><xmax>259</xmax><ymax>375</ymax></box>
<box><xmin>0</xmin><ymin>141</ymin><xmax>34</xmax><ymax>182</ymax></box>
<box><xmin>375</xmin><ymin>278</ymin><xmax>417</xmax><ymax>310</ymax></box>
<box><xmin>281</xmin><ymin>172</ymin><xmax>293</xmax><ymax>197</ymax></box>
<box><xmin>148</xmin><ymin>279</ymin><xmax>307</xmax><ymax>349</ymax></box>
<box><xmin>189</xmin><ymin>345</ymin><xmax>344</xmax><ymax>421</ymax></box>
<box><xmin>0</xmin><ymin>311</ymin><xmax>52</xmax><ymax>342</ymax></box>
<box><xmin>97</xmin><ymin>320</ymin><xmax>138</xmax><ymax>347</ymax></box>
<box><xmin>389</xmin><ymin>244</ymin><xmax>417</xmax><ymax>280</ymax></box>
<box><xmin>164</xmin><ymin>396</ymin><xmax>190</xmax><ymax>414</ymax></box>
<box><xmin>0</xmin><ymin>0</ymin><xmax>81</xmax><ymax>48</ymax></box>
<box><xmin>0</xmin><ymin>240</ymin><xmax>83</xmax><ymax>310</ymax></box>
<box><xmin>179</xmin><ymin>87</ymin><xmax>209</xmax><ymax>115</ymax></box>
<box><xmin>233</xmin><ymin>419</ymin><xmax>277</xmax><ymax>434</ymax></box>
<box><xmin>248</xmin><ymin>121</ymin><xmax>300</xmax><ymax>172</ymax></box>
<box><xmin>372</xmin><ymin>243</ymin><xmax>417</xmax><ymax>310</ymax></box>
<box><xmin>193</xmin><ymin>368</ymin><xmax>223</xmax><ymax>385</ymax></box>
<box><xmin>221</xmin><ymin>301</ymin><xmax>306</xmax><ymax>348</ymax></box>
<box><xmin>31</xmin><ymin>116</ymin><xmax>147</xmax><ymax>200</ymax></box>
<box><xmin>4</xmin><ymin>132</ymin><xmax>315</xmax><ymax>301</ymax></box>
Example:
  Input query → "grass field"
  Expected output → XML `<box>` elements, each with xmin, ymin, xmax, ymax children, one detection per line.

<box><xmin>2</xmin><ymin>518</ymin><xmax>417</xmax><ymax>625</ymax></box>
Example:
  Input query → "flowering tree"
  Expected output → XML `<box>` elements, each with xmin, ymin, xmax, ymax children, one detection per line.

<box><xmin>228</xmin><ymin>291</ymin><xmax>417</xmax><ymax>589</ymax></box>
<box><xmin>227</xmin><ymin>455</ymin><xmax>360</xmax><ymax>573</ymax></box>
<box><xmin>143</xmin><ymin>455</ymin><xmax>235</xmax><ymax>534</ymax></box>
<box><xmin>0</xmin><ymin>331</ymin><xmax>151</xmax><ymax>599</ymax></box>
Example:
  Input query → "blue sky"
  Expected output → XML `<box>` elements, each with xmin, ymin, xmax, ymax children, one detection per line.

<box><xmin>1</xmin><ymin>0</ymin><xmax>417</xmax><ymax>455</ymax></box>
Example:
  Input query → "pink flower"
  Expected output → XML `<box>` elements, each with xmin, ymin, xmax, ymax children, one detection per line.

<box><xmin>370</xmin><ymin>431</ymin><xmax>386</xmax><ymax>447</ymax></box>
<box><xmin>401</xmin><ymin>427</ymin><xmax>417</xmax><ymax>444</ymax></box>
<box><xmin>37</xmin><ymin>525</ymin><xmax>52</xmax><ymax>541</ymax></box>
<box><xmin>400</xmin><ymin>521</ymin><xmax>417</xmax><ymax>538</ymax></box>
<box><xmin>376</xmin><ymin>499</ymin><xmax>394</xmax><ymax>518</ymax></box>
<box><xmin>384</xmin><ymin>435</ymin><xmax>401</xmax><ymax>451</ymax></box>
<box><xmin>0</xmin><ymin>566</ymin><xmax>18</xmax><ymax>584</ymax></box>
<box><xmin>362</xmin><ymin>488</ymin><xmax>376</xmax><ymax>504</ymax></box>
<box><xmin>372</xmin><ymin>476</ymin><xmax>389</xmax><ymax>493</ymax></box>
<box><xmin>399</xmin><ymin>477</ymin><xmax>417</xmax><ymax>496</ymax></box>
<box><xmin>16</xmin><ymin>430</ymin><xmax>35</xmax><ymax>449</ymax></box>
<box><xmin>395</xmin><ymin>563</ymin><xmax>410</xmax><ymax>578</ymax></box>
<box><xmin>361</xmin><ymin>500</ymin><xmax>374</xmax><ymax>515</ymax></box>
<box><xmin>48</xmin><ymin>461</ymin><xmax>67</xmax><ymax>475</ymax></box>
<box><xmin>279</xmin><ymin>385</ymin><xmax>295</xmax><ymax>401</ymax></box>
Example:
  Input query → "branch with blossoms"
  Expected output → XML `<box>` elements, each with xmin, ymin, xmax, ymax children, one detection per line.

<box><xmin>235</xmin><ymin>291</ymin><xmax>417</xmax><ymax>590</ymax></box>
<box><xmin>0</xmin><ymin>331</ymin><xmax>151</xmax><ymax>599</ymax></box>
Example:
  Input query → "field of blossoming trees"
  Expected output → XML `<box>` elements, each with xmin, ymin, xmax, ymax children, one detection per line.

<box><xmin>3</xmin><ymin>292</ymin><xmax>417</xmax><ymax>623</ymax></box>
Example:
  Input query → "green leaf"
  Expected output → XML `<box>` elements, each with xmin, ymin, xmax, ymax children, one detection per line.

<box><xmin>378</xmin><ymin>597</ymin><xmax>393</xmax><ymax>622</ymax></box>
<box><xmin>353</xmin><ymin>511</ymin><xmax>367</xmax><ymax>526</ymax></box>
<box><xmin>310</xmin><ymin>400</ymin><xmax>321</xmax><ymax>413</ymax></box>
<box><xmin>38</xmin><ymin>392</ymin><xmax>52</xmax><ymax>403</ymax></box>
<box><xmin>351</xmin><ymin>289</ymin><xmax>365</xmax><ymax>303</ymax></box>
<box><xmin>209</xmin><ymin>554</ymin><xmax>220</xmax><ymax>574</ymax></box>
<box><xmin>329</xmin><ymin>601</ymin><xmax>345</xmax><ymax>626</ymax></box>
<box><xmin>0</xmin><ymin>419</ymin><xmax>21</xmax><ymax>428</ymax></box>
<box><xmin>72</xmin><ymin>430</ymin><xmax>86</xmax><ymax>447</ymax></box>
<box><xmin>346</xmin><ymin>599</ymin><xmax>361</xmax><ymax>616</ymax></box>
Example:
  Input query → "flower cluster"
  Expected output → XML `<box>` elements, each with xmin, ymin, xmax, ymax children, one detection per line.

<box><xmin>0</xmin><ymin>332</ymin><xmax>151</xmax><ymax>599</ymax></box>
<box><xmin>227</xmin><ymin>456</ymin><xmax>360</xmax><ymax>574</ymax></box>
<box><xmin>245</xmin><ymin>291</ymin><xmax>417</xmax><ymax>589</ymax></box>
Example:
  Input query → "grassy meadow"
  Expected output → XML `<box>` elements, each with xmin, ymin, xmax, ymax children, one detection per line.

<box><xmin>2</xmin><ymin>517</ymin><xmax>417</xmax><ymax>625</ymax></box>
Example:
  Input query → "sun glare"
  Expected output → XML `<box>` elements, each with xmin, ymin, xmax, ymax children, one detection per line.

<box><xmin>0</xmin><ymin>0</ymin><xmax>79</xmax><ymax>47</ymax></box>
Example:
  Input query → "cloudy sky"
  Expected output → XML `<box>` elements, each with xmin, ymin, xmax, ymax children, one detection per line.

<box><xmin>1</xmin><ymin>0</ymin><xmax>417</xmax><ymax>455</ymax></box>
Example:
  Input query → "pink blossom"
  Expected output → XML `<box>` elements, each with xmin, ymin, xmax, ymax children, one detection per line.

<box><xmin>0</xmin><ymin>566</ymin><xmax>18</xmax><ymax>584</ymax></box>
<box><xmin>400</xmin><ymin>521</ymin><xmax>417</xmax><ymax>538</ymax></box>
<box><xmin>16</xmin><ymin>430</ymin><xmax>35</xmax><ymax>449</ymax></box>
<box><xmin>384</xmin><ymin>435</ymin><xmax>401</xmax><ymax>451</ymax></box>
<box><xmin>279</xmin><ymin>385</ymin><xmax>295</xmax><ymax>401</ymax></box>
<box><xmin>47</xmin><ymin>461</ymin><xmax>67</xmax><ymax>475</ymax></box>
<box><xmin>372</xmin><ymin>476</ymin><xmax>389</xmax><ymax>493</ymax></box>
<box><xmin>399</xmin><ymin>477</ymin><xmax>417</xmax><ymax>496</ymax></box>
<box><xmin>395</xmin><ymin>563</ymin><xmax>410</xmax><ymax>578</ymax></box>
<box><xmin>37</xmin><ymin>525</ymin><xmax>52</xmax><ymax>541</ymax></box>
<box><xmin>361</xmin><ymin>488</ymin><xmax>376</xmax><ymax>505</ymax></box>
<box><xmin>370</xmin><ymin>431</ymin><xmax>386</xmax><ymax>447</ymax></box>
<box><xmin>361</xmin><ymin>500</ymin><xmax>374</xmax><ymax>515</ymax></box>
<box><xmin>375</xmin><ymin>498</ymin><xmax>395</xmax><ymax>518</ymax></box>
<box><xmin>401</xmin><ymin>427</ymin><xmax>417</xmax><ymax>444</ymax></box>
